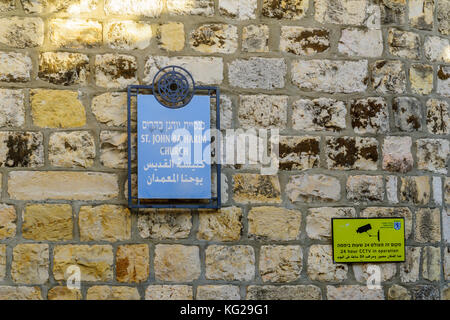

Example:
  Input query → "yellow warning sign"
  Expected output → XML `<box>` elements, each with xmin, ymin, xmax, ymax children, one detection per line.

<box><xmin>332</xmin><ymin>218</ymin><xmax>405</xmax><ymax>263</ymax></box>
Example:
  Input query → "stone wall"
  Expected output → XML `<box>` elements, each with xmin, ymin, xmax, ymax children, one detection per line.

<box><xmin>0</xmin><ymin>0</ymin><xmax>448</xmax><ymax>300</ymax></box>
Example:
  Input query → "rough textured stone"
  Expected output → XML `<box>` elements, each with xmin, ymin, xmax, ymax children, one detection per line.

<box><xmin>262</xmin><ymin>0</ymin><xmax>308</xmax><ymax>19</ymax></box>
<box><xmin>190</xmin><ymin>24</ymin><xmax>237</xmax><ymax>54</ymax></box>
<box><xmin>326</xmin><ymin>137</ymin><xmax>378</xmax><ymax>170</ymax></box>
<box><xmin>22</xmin><ymin>204</ymin><xmax>72</xmax><ymax>241</ymax></box>
<box><xmin>105</xmin><ymin>0</ymin><xmax>162</xmax><ymax>16</ymax></box>
<box><xmin>167</xmin><ymin>0</ymin><xmax>214</xmax><ymax>16</ymax></box>
<box><xmin>446</xmin><ymin>248</ymin><xmax>450</xmax><ymax>280</ymax></box>
<box><xmin>92</xmin><ymin>92</ymin><xmax>131</xmax><ymax>127</ymax></box>
<box><xmin>443</xmin><ymin>285</ymin><xmax>450</xmax><ymax>300</ymax></box>
<box><xmin>229</xmin><ymin>58</ymin><xmax>286</xmax><ymax>89</ymax></box>
<box><xmin>49</xmin><ymin>131</ymin><xmax>95</xmax><ymax>168</ymax></box>
<box><xmin>22</xmin><ymin>0</ymin><xmax>98</xmax><ymax>14</ymax></box>
<box><xmin>286</xmin><ymin>174</ymin><xmax>341</xmax><ymax>202</ymax></box>
<box><xmin>95</xmin><ymin>54</ymin><xmax>137</xmax><ymax>89</ymax></box>
<box><xmin>327</xmin><ymin>285</ymin><xmax>384</xmax><ymax>300</ymax></box>
<box><xmin>427</xmin><ymin>99</ymin><xmax>449</xmax><ymax>134</ymax></box>
<box><xmin>410</xmin><ymin>286</ymin><xmax>439</xmax><ymax>300</ymax></box>
<box><xmin>239</xmin><ymin>95</ymin><xmax>287</xmax><ymax>129</ymax></box>
<box><xmin>53</xmin><ymin>245</ymin><xmax>113</xmax><ymax>282</ymax></box>
<box><xmin>116</xmin><ymin>244</ymin><xmax>149</xmax><ymax>283</ymax></box>
<box><xmin>0</xmin><ymin>286</ymin><xmax>42</xmax><ymax>300</ymax></box>
<box><xmin>138</xmin><ymin>209</ymin><xmax>191</xmax><ymax>239</ymax></box>
<box><xmin>379</xmin><ymin>0</ymin><xmax>407</xmax><ymax>24</ymax></box>
<box><xmin>392</xmin><ymin>97</ymin><xmax>422</xmax><ymax>132</ymax></box>
<box><xmin>0</xmin><ymin>0</ymin><xmax>14</xmax><ymax>12</ymax></box>
<box><xmin>104</xmin><ymin>21</ymin><xmax>152</xmax><ymax>50</ymax></box>
<box><xmin>0</xmin><ymin>52</ymin><xmax>32</xmax><ymax>82</ymax></box>
<box><xmin>154</xmin><ymin>245</ymin><xmax>200</xmax><ymax>282</ymax></box>
<box><xmin>211</xmin><ymin>94</ymin><xmax>233</xmax><ymax>129</ymax></box>
<box><xmin>219</xmin><ymin>0</ymin><xmax>256</xmax><ymax>19</ymax></box>
<box><xmin>386</xmin><ymin>176</ymin><xmax>398</xmax><ymax>204</ymax></box>
<box><xmin>38</xmin><ymin>52</ymin><xmax>89</xmax><ymax>86</ymax></box>
<box><xmin>307</xmin><ymin>245</ymin><xmax>348</xmax><ymax>282</ymax></box>
<box><xmin>30</xmin><ymin>89</ymin><xmax>86</xmax><ymax>128</ymax></box>
<box><xmin>293</xmin><ymin>98</ymin><xmax>346</xmax><ymax>132</ymax></box>
<box><xmin>400</xmin><ymin>176</ymin><xmax>430</xmax><ymax>204</ymax></box>
<box><xmin>416</xmin><ymin>138</ymin><xmax>449</xmax><ymax>174</ymax></box>
<box><xmin>205</xmin><ymin>245</ymin><xmax>255</xmax><ymax>281</ymax></box>
<box><xmin>424</xmin><ymin>36</ymin><xmax>450</xmax><ymax>63</ymax></box>
<box><xmin>100</xmin><ymin>131</ymin><xmax>127</xmax><ymax>169</ymax></box>
<box><xmin>409</xmin><ymin>0</ymin><xmax>434</xmax><ymax>29</ymax></box>
<box><xmin>315</xmin><ymin>0</ymin><xmax>368</xmax><ymax>24</ymax></box>
<box><xmin>248</xmin><ymin>207</ymin><xmax>301</xmax><ymax>241</ymax></box>
<box><xmin>196</xmin><ymin>285</ymin><xmax>240</xmax><ymax>300</ymax></box>
<box><xmin>47</xmin><ymin>287</ymin><xmax>81</xmax><ymax>300</ymax></box>
<box><xmin>0</xmin><ymin>132</ymin><xmax>43</xmax><ymax>167</ymax></box>
<box><xmin>350</xmin><ymin>97</ymin><xmax>388</xmax><ymax>134</ymax></box>
<box><xmin>198</xmin><ymin>207</ymin><xmax>242</xmax><ymax>241</ymax></box>
<box><xmin>361</xmin><ymin>207</ymin><xmax>413</xmax><ymax>239</ymax></box>
<box><xmin>0</xmin><ymin>17</ymin><xmax>43</xmax><ymax>48</ymax></box>
<box><xmin>8</xmin><ymin>171</ymin><xmax>118</xmax><ymax>200</ymax></box>
<box><xmin>242</xmin><ymin>25</ymin><xmax>269</xmax><ymax>52</ymax></box>
<box><xmin>0</xmin><ymin>89</ymin><xmax>24</xmax><ymax>127</ymax></box>
<box><xmin>339</xmin><ymin>28</ymin><xmax>382</xmax><ymax>57</ymax></box>
<box><xmin>49</xmin><ymin>19</ymin><xmax>102</xmax><ymax>48</ymax></box>
<box><xmin>79</xmin><ymin>205</ymin><xmax>130</xmax><ymax>242</ymax></box>
<box><xmin>437</xmin><ymin>0</ymin><xmax>450</xmax><ymax>34</ymax></box>
<box><xmin>246</xmin><ymin>285</ymin><xmax>321</xmax><ymax>300</ymax></box>
<box><xmin>292</xmin><ymin>60</ymin><xmax>368</xmax><ymax>93</ymax></box>
<box><xmin>281</xmin><ymin>27</ymin><xmax>330</xmax><ymax>56</ymax></box>
<box><xmin>388</xmin><ymin>28</ymin><xmax>421</xmax><ymax>59</ymax></box>
<box><xmin>415</xmin><ymin>208</ymin><xmax>441</xmax><ymax>243</ymax></box>
<box><xmin>86</xmin><ymin>286</ymin><xmax>140</xmax><ymax>300</ymax></box>
<box><xmin>145</xmin><ymin>285</ymin><xmax>192</xmax><ymax>300</ymax></box>
<box><xmin>353</xmin><ymin>263</ymin><xmax>396</xmax><ymax>283</ymax></box>
<box><xmin>0</xmin><ymin>204</ymin><xmax>15</xmax><ymax>239</ymax></box>
<box><xmin>346</xmin><ymin>175</ymin><xmax>384</xmax><ymax>202</ymax></box>
<box><xmin>233</xmin><ymin>174</ymin><xmax>281</xmax><ymax>204</ymax></box>
<box><xmin>371</xmin><ymin>60</ymin><xmax>406</xmax><ymax>93</ymax></box>
<box><xmin>437</xmin><ymin>65</ymin><xmax>450</xmax><ymax>97</ymax></box>
<box><xmin>157</xmin><ymin>22</ymin><xmax>185</xmax><ymax>51</ymax></box>
<box><xmin>306</xmin><ymin>207</ymin><xmax>356</xmax><ymax>240</ymax></box>
<box><xmin>410</xmin><ymin>64</ymin><xmax>433</xmax><ymax>95</ymax></box>
<box><xmin>382</xmin><ymin>136</ymin><xmax>413</xmax><ymax>173</ymax></box>
<box><xmin>11</xmin><ymin>244</ymin><xmax>49</xmax><ymax>284</ymax></box>
<box><xmin>0</xmin><ymin>245</ymin><xmax>5</xmax><ymax>281</ymax></box>
<box><xmin>279</xmin><ymin>136</ymin><xmax>319</xmax><ymax>171</ymax></box>
<box><xmin>388</xmin><ymin>285</ymin><xmax>411</xmax><ymax>300</ymax></box>
<box><xmin>422</xmin><ymin>246</ymin><xmax>441</xmax><ymax>281</ymax></box>
<box><xmin>259</xmin><ymin>246</ymin><xmax>302</xmax><ymax>283</ymax></box>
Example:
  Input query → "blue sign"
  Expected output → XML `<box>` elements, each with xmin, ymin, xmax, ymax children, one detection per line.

<box><xmin>137</xmin><ymin>94</ymin><xmax>211</xmax><ymax>199</ymax></box>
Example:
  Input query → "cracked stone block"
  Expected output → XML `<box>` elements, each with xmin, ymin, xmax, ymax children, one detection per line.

<box><xmin>371</xmin><ymin>60</ymin><xmax>406</xmax><ymax>93</ymax></box>
<box><xmin>100</xmin><ymin>131</ymin><xmax>128</xmax><ymax>169</ymax></box>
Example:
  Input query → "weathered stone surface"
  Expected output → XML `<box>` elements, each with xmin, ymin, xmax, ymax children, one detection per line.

<box><xmin>239</xmin><ymin>95</ymin><xmax>287</xmax><ymax>128</ymax></box>
<box><xmin>21</xmin><ymin>0</ymin><xmax>98</xmax><ymax>14</ymax></box>
<box><xmin>445</xmin><ymin>248</ymin><xmax>450</xmax><ymax>280</ymax></box>
<box><xmin>138</xmin><ymin>209</ymin><xmax>191</xmax><ymax>239</ymax></box>
<box><xmin>11</xmin><ymin>244</ymin><xmax>49</xmax><ymax>284</ymax></box>
<box><xmin>145</xmin><ymin>285</ymin><xmax>192</xmax><ymax>300</ymax></box>
<box><xmin>31</xmin><ymin>89</ymin><xmax>86</xmax><ymax>128</ymax></box>
<box><xmin>293</xmin><ymin>98</ymin><xmax>346</xmax><ymax>132</ymax></box>
<box><xmin>219</xmin><ymin>0</ymin><xmax>256</xmax><ymax>19</ymax></box>
<box><xmin>154</xmin><ymin>245</ymin><xmax>200</xmax><ymax>282</ymax></box>
<box><xmin>388</xmin><ymin>285</ymin><xmax>411</xmax><ymax>300</ymax></box>
<box><xmin>422</xmin><ymin>246</ymin><xmax>441</xmax><ymax>281</ymax></box>
<box><xmin>79</xmin><ymin>205</ymin><xmax>130</xmax><ymax>242</ymax></box>
<box><xmin>346</xmin><ymin>175</ymin><xmax>384</xmax><ymax>202</ymax></box>
<box><xmin>416</xmin><ymin>139</ymin><xmax>449</xmax><ymax>174</ymax></box>
<box><xmin>95</xmin><ymin>54</ymin><xmax>137</xmax><ymax>89</ymax></box>
<box><xmin>233</xmin><ymin>174</ymin><xmax>281</xmax><ymax>204</ymax></box>
<box><xmin>105</xmin><ymin>0</ymin><xmax>162</xmax><ymax>16</ymax></box>
<box><xmin>100</xmin><ymin>131</ymin><xmax>127</xmax><ymax>169</ymax></box>
<box><xmin>211</xmin><ymin>94</ymin><xmax>233</xmax><ymax>129</ymax></box>
<box><xmin>229</xmin><ymin>58</ymin><xmax>286</xmax><ymax>89</ymax></box>
<box><xmin>53</xmin><ymin>245</ymin><xmax>113</xmax><ymax>281</ymax></box>
<box><xmin>371</xmin><ymin>60</ymin><xmax>406</xmax><ymax>93</ymax></box>
<box><xmin>388</xmin><ymin>28</ymin><xmax>421</xmax><ymax>59</ymax></box>
<box><xmin>361</xmin><ymin>207</ymin><xmax>413</xmax><ymax>239</ymax></box>
<box><xmin>292</xmin><ymin>60</ymin><xmax>368</xmax><ymax>93</ymax></box>
<box><xmin>0</xmin><ymin>17</ymin><xmax>43</xmax><ymax>48</ymax></box>
<box><xmin>382</xmin><ymin>136</ymin><xmax>413</xmax><ymax>173</ymax></box>
<box><xmin>196</xmin><ymin>285</ymin><xmax>240</xmax><ymax>300</ymax></box>
<box><xmin>0</xmin><ymin>204</ymin><xmax>15</xmax><ymax>239</ymax></box>
<box><xmin>262</xmin><ymin>0</ymin><xmax>308</xmax><ymax>19</ymax></box>
<box><xmin>287</xmin><ymin>174</ymin><xmax>341</xmax><ymax>202</ymax></box>
<box><xmin>0</xmin><ymin>245</ymin><xmax>5</xmax><ymax>281</ymax></box>
<box><xmin>116</xmin><ymin>244</ymin><xmax>149</xmax><ymax>283</ymax></box>
<box><xmin>400</xmin><ymin>176</ymin><xmax>430</xmax><ymax>204</ymax></box>
<box><xmin>157</xmin><ymin>22</ymin><xmax>184</xmax><ymax>51</ymax></box>
<box><xmin>386</xmin><ymin>176</ymin><xmax>398</xmax><ymax>204</ymax></box>
<box><xmin>410</xmin><ymin>285</ymin><xmax>440</xmax><ymax>300</ymax></box>
<box><xmin>49</xmin><ymin>131</ymin><xmax>95</xmax><ymax>168</ymax></box>
<box><xmin>392</xmin><ymin>97</ymin><xmax>422</xmax><ymax>132</ymax></box>
<box><xmin>0</xmin><ymin>0</ymin><xmax>14</xmax><ymax>12</ymax></box>
<box><xmin>446</xmin><ymin>178</ymin><xmax>450</xmax><ymax>205</ymax></box>
<box><xmin>205</xmin><ymin>245</ymin><xmax>255</xmax><ymax>281</ymax></box>
<box><xmin>353</xmin><ymin>263</ymin><xmax>396</xmax><ymax>283</ymax></box>
<box><xmin>410</xmin><ymin>64</ymin><xmax>433</xmax><ymax>95</ymax></box>
<box><xmin>104</xmin><ymin>21</ymin><xmax>152</xmax><ymax>50</ymax></box>
<box><xmin>437</xmin><ymin>0</ymin><xmax>450</xmax><ymax>34</ymax></box>
<box><xmin>409</xmin><ymin>0</ymin><xmax>434</xmax><ymax>30</ymax></box>
<box><xmin>279</xmin><ymin>136</ymin><xmax>319</xmax><ymax>170</ymax></box>
<box><xmin>443</xmin><ymin>285</ymin><xmax>450</xmax><ymax>300</ymax></box>
<box><xmin>86</xmin><ymin>286</ymin><xmax>140</xmax><ymax>300</ymax></box>
<box><xmin>315</xmin><ymin>0</ymin><xmax>368</xmax><ymax>24</ymax></box>
<box><xmin>326</xmin><ymin>137</ymin><xmax>378</xmax><ymax>170</ymax></box>
<box><xmin>0</xmin><ymin>286</ymin><xmax>42</xmax><ymax>300</ymax></box>
<box><xmin>8</xmin><ymin>171</ymin><xmax>118</xmax><ymax>200</ymax></box>
<box><xmin>433</xmin><ymin>177</ymin><xmax>443</xmax><ymax>206</ymax></box>
<box><xmin>307</xmin><ymin>245</ymin><xmax>348</xmax><ymax>282</ymax></box>
<box><xmin>415</xmin><ymin>208</ymin><xmax>441</xmax><ymax>243</ymax></box>
<box><xmin>22</xmin><ymin>204</ymin><xmax>72</xmax><ymax>241</ymax></box>
<box><xmin>0</xmin><ymin>89</ymin><xmax>24</xmax><ymax>127</ymax></box>
<box><xmin>427</xmin><ymin>99</ymin><xmax>449</xmax><ymax>134</ymax></box>
<box><xmin>0</xmin><ymin>52</ymin><xmax>32</xmax><ymax>82</ymax></box>
<box><xmin>47</xmin><ymin>286</ymin><xmax>81</xmax><ymax>300</ymax></box>
<box><xmin>424</xmin><ymin>36</ymin><xmax>450</xmax><ymax>63</ymax></box>
<box><xmin>49</xmin><ymin>19</ymin><xmax>102</xmax><ymax>48</ymax></box>
<box><xmin>327</xmin><ymin>285</ymin><xmax>384</xmax><ymax>300</ymax></box>
<box><xmin>437</xmin><ymin>65</ymin><xmax>450</xmax><ymax>97</ymax></box>
<box><xmin>242</xmin><ymin>25</ymin><xmax>269</xmax><ymax>52</ymax></box>
<box><xmin>38</xmin><ymin>52</ymin><xmax>89</xmax><ymax>86</ymax></box>
<box><xmin>339</xmin><ymin>28</ymin><xmax>382</xmax><ymax>57</ymax></box>
<box><xmin>167</xmin><ymin>0</ymin><xmax>214</xmax><ymax>16</ymax></box>
<box><xmin>247</xmin><ymin>285</ymin><xmax>321</xmax><ymax>300</ymax></box>
<box><xmin>379</xmin><ymin>0</ymin><xmax>407</xmax><ymax>24</ymax></box>
<box><xmin>247</xmin><ymin>207</ymin><xmax>301</xmax><ymax>241</ymax></box>
<box><xmin>190</xmin><ymin>24</ymin><xmax>238</xmax><ymax>54</ymax></box>
<box><xmin>281</xmin><ymin>27</ymin><xmax>330</xmax><ymax>56</ymax></box>
<box><xmin>198</xmin><ymin>207</ymin><xmax>241</xmax><ymax>241</ymax></box>
<box><xmin>259</xmin><ymin>246</ymin><xmax>302</xmax><ymax>283</ymax></box>
<box><xmin>92</xmin><ymin>92</ymin><xmax>132</xmax><ymax>127</ymax></box>
<box><xmin>350</xmin><ymin>97</ymin><xmax>388</xmax><ymax>134</ymax></box>
<box><xmin>144</xmin><ymin>56</ymin><xmax>223</xmax><ymax>85</ymax></box>
<box><xmin>307</xmin><ymin>207</ymin><xmax>356</xmax><ymax>241</ymax></box>
<box><xmin>0</xmin><ymin>132</ymin><xmax>43</xmax><ymax>167</ymax></box>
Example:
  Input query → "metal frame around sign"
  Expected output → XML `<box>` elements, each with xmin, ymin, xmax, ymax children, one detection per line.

<box><xmin>126</xmin><ymin>67</ymin><xmax>221</xmax><ymax>209</ymax></box>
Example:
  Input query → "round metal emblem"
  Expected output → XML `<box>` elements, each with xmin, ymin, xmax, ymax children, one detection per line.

<box><xmin>152</xmin><ymin>66</ymin><xmax>195</xmax><ymax>108</ymax></box>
